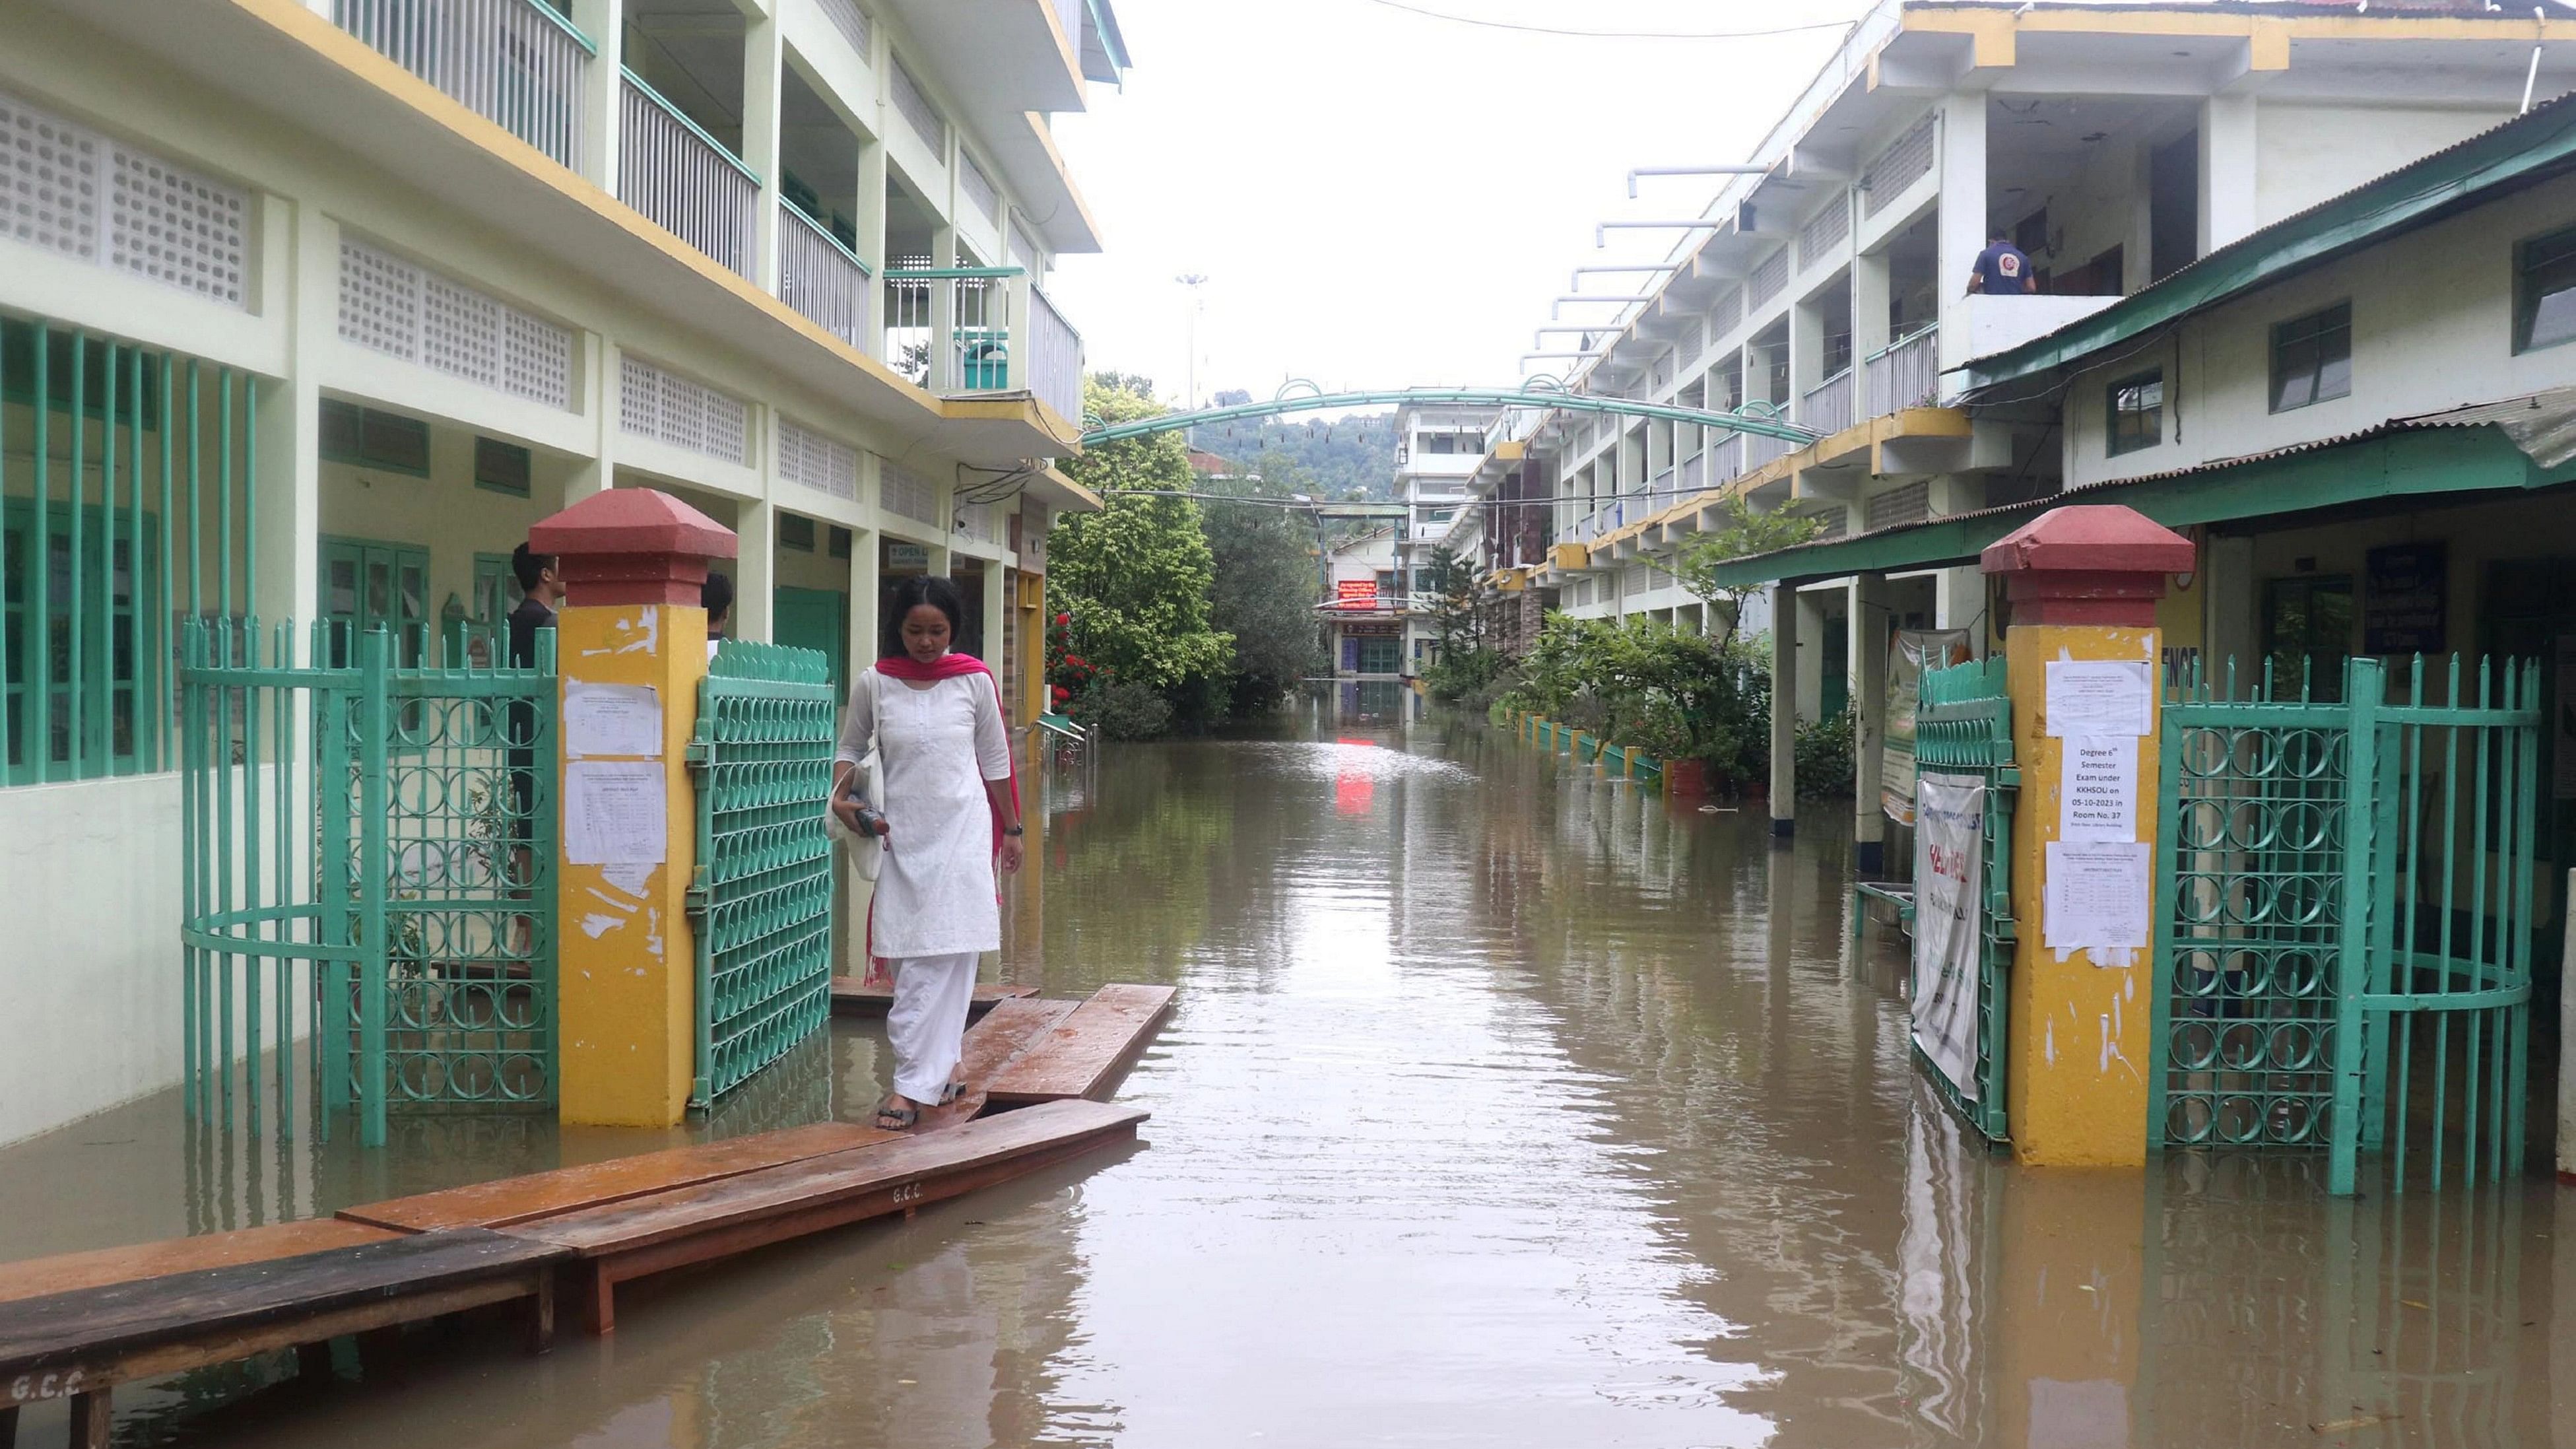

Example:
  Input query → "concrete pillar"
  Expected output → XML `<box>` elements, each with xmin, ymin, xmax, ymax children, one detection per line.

<box><xmin>1935</xmin><ymin>92</ymin><xmax>1988</xmax><ymax>375</ymax></box>
<box><xmin>1769</xmin><ymin>582</ymin><xmax>1798</xmax><ymax>838</ymax></box>
<box><xmin>743</xmin><ymin>7</ymin><xmax>785</xmax><ymax>293</ymax></box>
<box><xmin>570</xmin><ymin>0</ymin><xmax>624</xmax><ymax>189</ymax></box>
<box><xmin>1791</xmin><ymin>290</ymin><xmax>1824</xmax><ymax>408</ymax></box>
<box><xmin>1853</xmin><ymin>572</ymin><xmax>1890</xmax><ymax>875</ymax></box>
<box><xmin>262</xmin><ymin>197</ymin><xmax>329</xmax><ymax>630</ymax></box>
<box><xmin>1853</xmin><ymin>247</ymin><xmax>1892</xmax><ymax>412</ymax></box>
<box><xmin>855</xmin><ymin>136</ymin><xmax>890</xmax><ymax>358</ymax></box>
<box><xmin>979</xmin><ymin>554</ymin><xmax>1007</xmax><ymax>666</ymax></box>
<box><xmin>1797</xmin><ymin>589</ymin><xmax>1828</xmax><ymax>722</ymax></box>
<box><xmin>1987</xmin><ymin>505</ymin><xmax>2195</xmax><ymax>1168</ymax></box>
<box><xmin>2201</xmin><ymin>94</ymin><xmax>2259</xmax><ymax>255</ymax></box>
<box><xmin>531</xmin><ymin>489</ymin><xmax>737</xmax><ymax>1128</ymax></box>
<box><xmin>734</xmin><ymin>496</ymin><xmax>774</xmax><ymax>643</ymax></box>
<box><xmin>566</xmin><ymin>334</ymin><xmax>618</xmax><ymax>505</ymax></box>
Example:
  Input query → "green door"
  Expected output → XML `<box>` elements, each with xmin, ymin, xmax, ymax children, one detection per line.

<box><xmin>773</xmin><ymin>586</ymin><xmax>849</xmax><ymax>701</ymax></box>
<box><xmin>321</xmin><ymin>537</ymin><xmax>430</xmax><ymax>666</ymax></box>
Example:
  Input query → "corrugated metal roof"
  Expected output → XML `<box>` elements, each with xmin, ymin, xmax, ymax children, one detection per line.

<box><xmin>1719</xmin><ymin>388</ymin><xmax>2576</xmax><ymax>576</ymax></box>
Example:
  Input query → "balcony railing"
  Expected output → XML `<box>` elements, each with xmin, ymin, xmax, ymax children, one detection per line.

<box><xmin>619</xmin><ymin>70</ymin><xmax>758</xmax><ymax>278</ymax></box>
<box><xmin>337</xmin><ymin>0</ymin><xmax>593</xmax><ymax>170</ymax></box>
<box><xmin>884</xmin><ymin>267</ymin><xmax>1016</xmax><ymax>393</ymax></box>
<box><xmin>1707</xmin><ymin>434</ymin><xmax>1743</xmax><ymax>487</ymax></box>
<box><xmin>1864</xmin><ymin>325</ymin><xmax>1939</xmax><ymax>415</ymax></box>
<box><xmin>777</xmin><ymin>202</ymin><xmax>870</xmax><ymax>349</ymax></box>
<box><xmin>1679</xmin><ymin>453</ymin><xmax>1703</xmax><ymax>494</ymax></box>
<box><xmin>1802</xmin><ymin>368</ymin><xmax>1856</xmax><ymax>439</ymax></box>
<box><xmin>1744</xmin><ymin>428</ymin><xmax>1797</xmax><ymax>471</ymax></box>
<box><xmin>1026</xmin><ymin>283</ymin><xmax>1084</xmax><ymax>424</ymax></box>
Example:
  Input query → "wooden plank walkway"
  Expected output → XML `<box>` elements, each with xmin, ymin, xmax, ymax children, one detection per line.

<box><xmin>828</xmin><ymin>978</ymin><xmax>1038</xmax><ymax>1017</ymax></box>
<box><xmin>506</xmin><ymin>1100</ymin><xmax>1146</xmax><ymax>1333</ymax></box>
<box><xmin>0</xmin><ymin>982</ymin><xmax>1172</xmax><ymax>1442</ymax></box>
<box><xmin>338</xmin><ymin>1121</ymin><xmax>895</xmax><ymax>1232</ymax></box>
<box><xmin>985</xmin><ymin>984</ymin><xmax>1177</xmax><ymax>1106</ymax></box>
<box><xmin>0</xmin><ymin>1229</ymin><xmax>559</xmax><ymax>1446</ymax></box>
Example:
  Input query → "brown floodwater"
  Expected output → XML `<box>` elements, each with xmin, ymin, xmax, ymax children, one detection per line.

<box><xmin>3</xmin><ymin>687</ymin><xmax>2571</xmax><ymax>1446</ymax></box>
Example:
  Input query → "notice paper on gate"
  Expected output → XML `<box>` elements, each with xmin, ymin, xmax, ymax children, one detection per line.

<box><xmin>566</xmin><ymin>759</ymin><xmax>668</xmax><ymax>866</ymax></box>
<box><xmin>2060</xmin><ymin>736</ymin><xmax>2138</xmax><ymax>842</ymax></box>
<box><xmin>2042</xmin><ymin>840</ymin><xmax>2152</xmax><ymax>958</ymax></box>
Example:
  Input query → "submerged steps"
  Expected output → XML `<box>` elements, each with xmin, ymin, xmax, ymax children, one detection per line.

<box><xmin>0</xmin><ymin>982</ymin><xmax>1176</xmax><ymax>1445</ymax></box>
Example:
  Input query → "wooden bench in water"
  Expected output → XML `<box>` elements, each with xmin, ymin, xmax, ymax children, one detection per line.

<box><xmin>828</xmin><ymin>978</ymin><xmax>1038</xmax><ymax>1016</ymax></box>
<box><xmin>0</xmin><ymin>982</ymin><xmax>1176</xmax><ymax>1440</ymax></box>
<box><xmin>0</xmin><ymin>1229</ymin><xmax>560</xmax><ymax>1448</ymax></box>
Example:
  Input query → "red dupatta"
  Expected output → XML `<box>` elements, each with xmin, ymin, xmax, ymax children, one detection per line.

<box><xmin>860</xmin><ymin>652</ymin><xmax>1023</xmax><ymax>983</ymax></box>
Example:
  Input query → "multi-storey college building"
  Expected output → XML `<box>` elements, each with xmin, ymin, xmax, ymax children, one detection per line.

<box><xmin>1455</xmin><ymin>0</ymin><xmax>2576</xmax><ymax>864</ymax></box>
<box><xmin>0</xmin><ymin>0</ymin><xmax>1129</xmax><ymax>1144</ymax></box>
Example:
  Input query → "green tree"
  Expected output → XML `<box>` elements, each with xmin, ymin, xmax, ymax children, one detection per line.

<box><xmin>1675</xmin><ymin>496</ymin><xmax>1826</xmax><ymax>642</ymax></box>
<box><xmin>1422</xmin><ymin>545</ymin><xmax>1480</xmax><ymax>656</ymax></box>
<box><xmin>1047</xmin><ymin>379</ymin><xmax>1234</xmax><ymax>710</ymax></box>
<box><xmin>1193</xmin><ymin>451</ymin><xmax>1324</xmax><ymax>719</ymax></box>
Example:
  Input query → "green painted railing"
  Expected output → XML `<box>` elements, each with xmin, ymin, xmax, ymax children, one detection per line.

<box><xmin>688</xmin><ymin>640</ymin><xmax>839</xmax><ymax>1108</ymax></box>
<box><xmin>3</xmin><ymin>315</ymin><xmax>258</xmax><ymax>787</ymax></box>
<box><xmin>1500</xmin><ymin>710</ymin><xmax>1666</xmax><ymax>795</ymax></box>
<box><xmin>2152</xmin><ymin>653</ymin><xmax>2539</xmax><ymax>1195</ymax></box>
<box><xmin>1913</xmin><ymin>656</ymin><xmax>2017</xmax><ymax>1145</ymax></box>
<box><xmin>180</xmin><ymin>620</ymin><xmax>558</xmax><ymax>1148</ymax></box>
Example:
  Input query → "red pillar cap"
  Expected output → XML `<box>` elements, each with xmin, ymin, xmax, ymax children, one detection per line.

<box><xmin>1979</xmin><ymin>504</ymin><xmax>2195</xmax><ymax>577</ymax></box>
<box><xmin>529</xmin><ymin>488</ymin><xmax>739</xmax><ymax>607</ymax></box>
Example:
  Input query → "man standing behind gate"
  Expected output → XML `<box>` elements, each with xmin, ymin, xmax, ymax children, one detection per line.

<box><xmin>507</xmin><ymin>543</ymin><xmax>565</xmax><ymax>960</ymax></box>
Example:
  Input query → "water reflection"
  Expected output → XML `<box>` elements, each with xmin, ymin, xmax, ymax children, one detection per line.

<box><xmin>0</xmin><ymin>701</ymin><xmax>2567</xmax><ymax>1446</ymax></box>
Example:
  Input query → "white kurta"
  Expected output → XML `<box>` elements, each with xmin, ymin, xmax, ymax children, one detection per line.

<box><xmin>836</xmin><ymin>666</ymin><xmax>1014</xmax><ymax>958</ymax></box>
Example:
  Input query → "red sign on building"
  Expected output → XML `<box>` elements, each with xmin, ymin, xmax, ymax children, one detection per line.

<box><xmin>1335</xmin><ymin>579</ymin><xmax>1379</xmax><ymax>609</ymax></box>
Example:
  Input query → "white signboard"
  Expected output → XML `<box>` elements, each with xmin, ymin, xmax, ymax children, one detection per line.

<box><xmin>564</xmin><ymin>760</ymin><xmax>667</xmax><ymax>866</ymax></box>
<box><xmin>562</xmin><ymin>683</ymin><xmax>661</xmax><ymax>758</ymax></box>
<box><xmin>1913</xmin><ymin>772</ymin><xmax>1987</xmax><ymax>1102</ymax></box>
<box><xmin>2045</xmin><ymin>659</ymin><xmax>2154</xmax><ymax>739</ymax></box>
<box><xmin>2061</xmin><ymin>735</ymin><xmax>2139</xmax><ymax>843</ymax></box>
<box><xmin>2042</xmin><ymin>841</ymin><xmax>2154</xmax><ymax>957</ymax></box>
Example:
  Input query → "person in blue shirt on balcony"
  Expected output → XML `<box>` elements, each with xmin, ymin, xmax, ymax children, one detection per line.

<box><xmin>1969</xmin><ymin>231</ymin><xmax>2039</xmax><ymax>295</ymax></box>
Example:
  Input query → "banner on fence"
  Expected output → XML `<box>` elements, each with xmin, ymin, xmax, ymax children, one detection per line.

<box><xmin>1913</xmin><ymin>772</ymin><xmax>1985</xmax><ymax>1101</ymax></box>
<box><xmin>1883</xmin><ymin>629</ymin><xmax>1973</xmax><ymax>825</ymax></box>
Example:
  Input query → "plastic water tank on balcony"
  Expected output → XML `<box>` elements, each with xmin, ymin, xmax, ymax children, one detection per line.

<box><xmin>957</xmin><ymin>329</ymin><xmax>1010</xmax><ymax>390</ymax></box>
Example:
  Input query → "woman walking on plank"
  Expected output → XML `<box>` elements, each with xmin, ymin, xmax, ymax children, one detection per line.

<box><xmin>831</xmin><ymin>576</ymin><xmax>1025</xmax><ymax>1130</ymax></box>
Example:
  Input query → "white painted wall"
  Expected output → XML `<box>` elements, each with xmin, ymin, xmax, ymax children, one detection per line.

<box><xmin>2064</xmin><ymin>170</ymin><xmax>2576</xmax><ymax>489</ymax></box>
<box><xmin>0</xmin><ymin>777</ymin><xmax>183</xmax><ymax>1147</ymax></box>
<box><xmin>2256</xmin><ymin>102</ymin><xmax>2513</xmax><ymax>230</ymax></box>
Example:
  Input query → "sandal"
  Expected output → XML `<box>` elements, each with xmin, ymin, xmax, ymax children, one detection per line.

<box><xmin>939</xmin><ymin>1081</ymin><xmax>968</xmax><ymax>1106</ymax></box>
<box><xmin>873</xmin><ymin>1097</ymin><xmax>920</xmax><ymax>1131</ymax></box>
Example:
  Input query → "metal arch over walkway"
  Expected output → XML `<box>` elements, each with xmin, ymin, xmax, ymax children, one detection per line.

<box><xmin>1078</xmin><ymin>384</ymin><xmax>1821</xmax><ymax>448</ymax></box>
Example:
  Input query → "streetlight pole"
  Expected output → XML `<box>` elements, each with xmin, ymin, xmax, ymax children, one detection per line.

<box><xmin>1175</xmin><ymin>273</ymin><xmax>1207</xmax><ymax>408</ymax></box>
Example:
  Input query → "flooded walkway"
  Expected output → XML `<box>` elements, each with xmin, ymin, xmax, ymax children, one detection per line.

<box><xmin>3</xmin><ymin>698</ymin><xmax>2569</xmax><ymax>1446</ymax></box>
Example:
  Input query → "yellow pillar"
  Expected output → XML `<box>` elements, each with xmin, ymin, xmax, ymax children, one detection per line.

<box><xmin>1987</xmin><ymin>506</ymin><xmax>2196</xmax><ymax>1169</ymax></box>
<box><xmin>532</xmin><ymin>489</ymin><xmax>737</xmax><ymax>1128</ymax></box>
<box><xmin>2004</xmin><ymin>619</ymin><xmax>2162</xmax><ymax>1166</ymax></box>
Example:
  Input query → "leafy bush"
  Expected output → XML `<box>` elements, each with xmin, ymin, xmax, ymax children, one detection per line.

<box><xmin>1076</xmin><ymin>677</ymin><xmax>1173</xmax><ymax>741</ymax></box>
<box><xmin>1424</xmin><ymin>647</ymin><xmax>1511</xmax><ymax>705</ymax></box>
<box><xmin>1796</xmin><ymin>707</ymin><xmax>1857</xmax><ymax>800</ymax></box>
<box><xmin>1493</xmin><ymin>613</ymin><xmax>1774</xmax><ymax>789</ymax></box>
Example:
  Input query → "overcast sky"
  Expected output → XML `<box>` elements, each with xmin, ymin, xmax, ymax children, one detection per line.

<box><xmin>1043</xmin><ymin>0</ymin><xmax>1880</xmax><ymax>411</ymax></box>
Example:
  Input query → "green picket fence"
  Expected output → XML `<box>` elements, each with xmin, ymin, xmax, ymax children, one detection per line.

<box><xmin>688</xmin><ymin>641</ymin><xmax>838</xmax><ymax>1108</ymax></box>
<box><xmin>2152</xmin><ymin>654</ymin><xmax>2540</xmax><ymax>1194</ymax></box>
<box><xmin>180</xmin><ymin>620</ymin><xmax>557</xmax><ymax>1148</ymax></box>
<box><xmin>1502</xmin><ymin>710</ymin><xmax>1664</xmax><ymax>793</ymax></box>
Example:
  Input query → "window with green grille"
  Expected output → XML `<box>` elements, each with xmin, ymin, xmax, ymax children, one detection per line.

<box><xmin>2270</xmin><ymin>302</ymin><xmax>2351</xmax><ymax>413</ymax></box>
<box><xmin>777</xmin><ymin>514</ymin><xmax>816</xmax><ymax>551</ymax></box>
<box><xmin>321</xmin><ymin>399</ymin><xmax>430</xmax><ymax>475</ymax></box>
<box><xmin>2107</xmin><ymin>369</ymin><xmax>2163</xmax><ymax>456</ymax></box>
<box><xmin>474</xmin><ymin>437</ymin><xmax>532</xmax><ymax>497</ymax></box>
<box><xmin>3</xmin><ymin>502</ymin><xmax>157</xmax><ymax>782</ymax></box>
<box><xmin>2515</xmin><ymin>223</ymin><xmax>2576</xmax><ymax>353</ymax></box>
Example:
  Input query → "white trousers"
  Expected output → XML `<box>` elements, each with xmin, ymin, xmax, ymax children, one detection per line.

<box><xmin>887</xmin><ymin>952</ymin><xmax>979</xmax><ymax>1104</ymax></box>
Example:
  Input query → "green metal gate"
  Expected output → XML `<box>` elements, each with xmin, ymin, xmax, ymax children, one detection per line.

<box><xmin>688</xmin><ymin>641</ymin><xmax>838</xmax><ymax>1108</ymax></box>
<box><xmin>180</xmin><ymin>620</ymin><xmax>557</xmax><ymax>1148</ymax></box>
<box><xmin>2152</xmin><ymin>656</ymin><xmax>2540</xmax><ymax>1194</ymax></box>
<box><xmin>1911</xmin><ymin>657</ymin><xmax>2018</xmax><ymax>1144</ymax></box>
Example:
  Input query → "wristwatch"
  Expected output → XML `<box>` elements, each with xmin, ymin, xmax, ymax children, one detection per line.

<box><xmin>1003</xmin><ymin>825</ymin><xmax>1026</xmax><ymax>836</ymax></box>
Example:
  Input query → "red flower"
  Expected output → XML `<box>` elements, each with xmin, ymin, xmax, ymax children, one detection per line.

<box><xmin>1055</xmin><ymin>612</ymin><xmax>1071</xmax><ymax>627</ymax></box>
<box><xmin>1051</xmin><ymin>685</ymin><xmax>1072</xmax><ymax>704</ymax></box>
<box><xmin>1067</xmin><ymin>655</ymin><xmax>1088</xmax><ymax>669</ymax></box>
